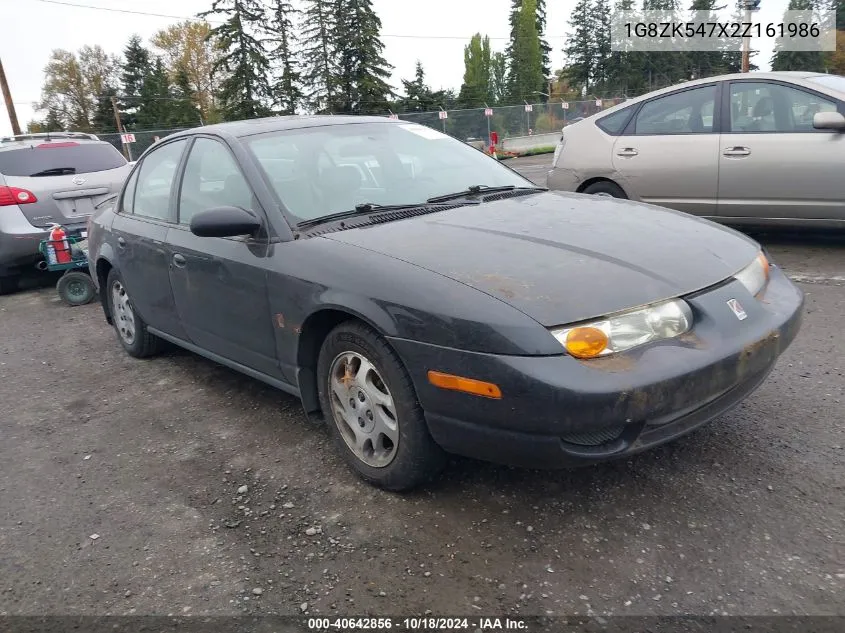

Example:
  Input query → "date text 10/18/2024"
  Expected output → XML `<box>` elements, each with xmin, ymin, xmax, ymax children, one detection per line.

<box><xmin>307</xmin><ymin>617</ymin><xmax>528</xmax><ymax>631</ymax></box>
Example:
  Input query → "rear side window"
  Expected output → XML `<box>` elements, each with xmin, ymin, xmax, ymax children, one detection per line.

<box><xmin>0</xmin><ymin>142</ymin><xmax>127</xmax><ymax>177</ymax></box>
<box><xmin>634</xmin><ymin>86</ymin><xmax>717</xmax><ymax>135</ymax></box>
<box><xmin>596</xmin><ymin>106</ymin><xmax>635</xmax><ymax>135</ymax></box>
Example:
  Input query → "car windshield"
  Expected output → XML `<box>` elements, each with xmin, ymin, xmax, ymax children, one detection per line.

<box><xmin>806</xmin><ymin>74</ymin><xmax>845</xmax><ymax>94</ymax></box>
<box><xmin>0</xmin><ymin>142</ymin><xmax>127</xmax><ymax>177</ymax></box>
<box><xmin>244</xmin><ymin>122</ymin><xmax>534</xmax><ymax>223</ymax></box>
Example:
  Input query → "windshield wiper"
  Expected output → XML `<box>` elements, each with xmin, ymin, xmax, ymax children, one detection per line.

<box><xmin>29</xmin><ymin>167</ymin><xmax>77</xmax><ymax>177</ymax></box>
<box><xmin>296</xmin><ymin>203</ymin><xmax>432</xmax><ymax>229</ymax></box>
<box><xmin>426</xmin><ymin>184</ymin><xmax>546</xmax><ymax>204</ymax></box>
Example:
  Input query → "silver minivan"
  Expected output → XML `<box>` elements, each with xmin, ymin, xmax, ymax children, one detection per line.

<box><xmin>547</xmin><ymin>72</ymin><xmax>845</xmax><ymax>228</ymax></box>
<box><xmin>0</xmin><ymin>133</ymin><xmax>132</xmax><ymax>292</ymax></box>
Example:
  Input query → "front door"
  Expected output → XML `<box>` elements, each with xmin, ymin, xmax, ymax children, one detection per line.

<box><xmin>111</xmin><ymin>138</ymin><xmax>188</xmax><ymax>338</ymax></box>
<box><xmin>717</xmin><ymin>79</ymin><xmax>845</xmax><ymax>221</ymax></box>
<box><xmin>167</xmin><ymin>136</ymin><xmax>280</xmax><ymax>379</ymax></box>
<box><xmin>611</xmin><ymin>84</ymin><xmax>721</xmax><ymax>216</ymax></box>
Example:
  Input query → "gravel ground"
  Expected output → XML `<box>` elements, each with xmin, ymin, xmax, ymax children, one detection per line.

<box><xmin>0</xmin><ymin>162</ymin><xmax>843</xmax><ymax>617</ymax></box>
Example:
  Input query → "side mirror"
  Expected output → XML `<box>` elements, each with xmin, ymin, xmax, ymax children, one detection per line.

<box><xmin>813</xmin><ymin>111</ymin><xmax>845</xmax><ymax>131</ymax></box>
<box><xmin>190</xmin><ymin>206</ymin><xmax>261</xmax><ymax>238</ymax></box>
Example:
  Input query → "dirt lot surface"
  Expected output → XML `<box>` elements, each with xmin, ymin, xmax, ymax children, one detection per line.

<box><xmin>0</xmin><ymin>160</ymin><xmax>843</xmax><ymax>618</ymax></box>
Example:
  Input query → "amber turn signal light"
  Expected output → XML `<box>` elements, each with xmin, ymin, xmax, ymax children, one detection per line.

<box><xmin>427</xmin><ymin>371</ymin><xmax>502</xmax><ymax>399</ymax></box>
<box><xmin>565</xmin><ymin>326</ymin><xmax>609</xmax><ymax>359</ymax></box>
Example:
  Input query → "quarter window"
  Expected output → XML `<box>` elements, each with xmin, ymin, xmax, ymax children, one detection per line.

<box><xmin>596</xmin><ymin>105</ymin><xmax>635</xmax><ymax>135</ymax></box>
<box><xmin>133</xmin><ymin>139</ymin><xmax>187</xmax><ymax>221</ymax></box>
<box><xmin>728</xmin><ymin>82</ymin><xmax>838</xmax><ymax>133</ymax></box>
<box><xmin>634</xmin><ymin>86</ymin><xmax>717</xmax><ymax>135</ymax></box>
<box><xmin>120</xmin><ymin>168</ymin><xmax>139</xmax><ymax>214</ymax></box>
<box><xmin>178</xmin><ymin>138</ymin><xmax>254</xmax><ymax>226</ymax></box>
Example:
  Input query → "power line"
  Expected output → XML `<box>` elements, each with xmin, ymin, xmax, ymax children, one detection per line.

<box><xmin>31</xmin><ymin>0</ymin><xmax>568</xmax><ymax>40</ymax></box>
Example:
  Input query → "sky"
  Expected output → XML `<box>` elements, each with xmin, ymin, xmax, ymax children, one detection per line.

<box><xmin>0</xmin><ymin>0</ymin><xmax>791</xmax><ymax>136</ymax></box>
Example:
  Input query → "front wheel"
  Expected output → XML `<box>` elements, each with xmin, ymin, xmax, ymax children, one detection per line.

<box><xmin>582</xmin><ymin>181</ymin><xmax>627</xmax><ymax>198</ymax></box>
<box><xmin>317</xmin><ymin>321</ymin><xmax>446</xmax><ymax>491</ymax></box>
<box><xmin>106</xmin><ymin>268</ymin><xmax>161</xmax><ymax>358</ymax></box>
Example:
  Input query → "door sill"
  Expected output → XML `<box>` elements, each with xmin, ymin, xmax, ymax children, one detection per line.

<box><xmin>148</xmin><ymin>327</ymin><xmax>301</xmax><ymax>399</ymax></box>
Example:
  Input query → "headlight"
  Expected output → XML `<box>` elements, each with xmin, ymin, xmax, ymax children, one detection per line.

<box><xmin>734</xmin><ymin>252</ymin><xmax>770</xmax><ymax>297</ymax></box>
<box><xmin>551</xmin><ymin>299</ymin><xmax>693</xmax><ymax>359</ymax></box>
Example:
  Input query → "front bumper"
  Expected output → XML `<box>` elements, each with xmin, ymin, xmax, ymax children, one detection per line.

<box><xmin>388</xmin><ymin>265</ymin><xmax>804</xmax><ymax>468</ymax></box>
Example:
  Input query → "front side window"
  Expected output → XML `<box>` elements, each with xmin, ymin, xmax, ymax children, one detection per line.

<box><xmin>246</xmin><ymin>122</ymin><xmax>534</xmax><ymax>223</ymax></box>
<box><xmin>133</xmin><ymin>139</ymin><xmax>187</xmax><ymax>221</ymax></box>
<box><xmin>179</xmin><ymin>138</ymin><xmax>254</xmax><ymax>225</ymax></box>
<box><xmin>729</xmin><ymin>81</ymin><xmax>838</xmax><ymax>133</ymax></box>
<box><xmin>634</xmin><ymin>86</ymin><xmax>717</xmax><ymax>135</ymax></box>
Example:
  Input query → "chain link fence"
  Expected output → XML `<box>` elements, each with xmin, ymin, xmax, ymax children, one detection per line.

<box><xmin>93</xmin><ymin>97</ymin><xmax>627</xmax><ymax>158</ymax></box>
<box><xmin>396</xmin><ymin>97</ymin><xmax>627</xmax><ymax>146</ymax></box>
<box><xmin>99</xmin><ymin>128</ymin><xmax>189</xmax><ymax>160</ymax></box>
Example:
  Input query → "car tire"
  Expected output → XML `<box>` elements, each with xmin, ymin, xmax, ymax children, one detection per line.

<box><xmin>582</xmin><ymin>181</ymin><xmax>627</xmax><ymax>198</ymax></box>
<box><xmin>57</xmin><ymin>271</ymin><xmax>96</xmax><ymax>306</ymax></box>
<box><xmin>106</xmin><ymin>268</ymin><xmax>161</xmax><ymax>358</ymax></box>
<box><xmin>317</xmin><ymin>321</ymin><xmax>446</xmax><ymax>492</ymax></box>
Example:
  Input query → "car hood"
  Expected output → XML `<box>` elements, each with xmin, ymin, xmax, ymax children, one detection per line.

<box><xmin>322</xmin><ymin>191</ymin><xmax>760</xmax><ymax>327</ymax></box>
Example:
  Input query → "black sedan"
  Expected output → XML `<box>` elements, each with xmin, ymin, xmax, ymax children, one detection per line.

<box><xmin>87</xmin><ymin>116</ymin><xmax>804</xmax><ymax>491</ymax></box>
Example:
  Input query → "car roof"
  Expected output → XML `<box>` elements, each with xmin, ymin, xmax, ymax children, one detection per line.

<box><xmin>164</xmin><ymin>115</ymin><xmax>396</xmax><ymax>141</ymax></box>
<box><xmin>593</xmin><ymin>72</ymin><xmax>842</xmax><ymax>119</ymax></box>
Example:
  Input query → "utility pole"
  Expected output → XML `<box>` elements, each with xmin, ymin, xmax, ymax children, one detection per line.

<box><xmin>741</xmin><ymin>0</ymin><xmax>761</xmax><ymax>72</ymax></box>
<box><xmin>0</xmin><ymin>56</ymin><xmax>21</xmax><ymax>136</ymax></box>
<box><xmin>110</xmin><ymin>96</ymin><xmax>132</xmax><ymax>161</ymax></box>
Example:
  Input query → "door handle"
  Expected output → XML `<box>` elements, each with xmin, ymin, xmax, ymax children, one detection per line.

<box><xmin>723</xmin><ymin>146</ymin><xmax>751</xmax><ymax>157</ymax></box>
<box><xmin>172</xmin><ymin>253</ymin><xmax>187</xmax><ymax>268</ymax></box>
<box><xmin>616</xmin><ymin>148</ymin><xmax>638</xmax><ymax>157</ymax></box>
<box><xmin>116</xmin><ymin>236</ymin><xmax>126</xmax><ymax>248</ymax></box>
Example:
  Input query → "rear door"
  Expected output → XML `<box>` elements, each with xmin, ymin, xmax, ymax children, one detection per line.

<box><xmin>110</xmin><ymin>138</ymin><xmax>188</xmax><ymax>338</ymax></box>
<box><xmin>167</xmin><ymin>136</ymin><xmax>280</xmax><ymax>378</ymax></box>
<box><xmin>717</xmin><ymin>79</ymin><xmax>845</xmax><ymax>221</ymax></box>
<box><xmin>0</xmin><ymin>141</ymin><xmax>131</xmax><ymax>234</ymax></box>
<box><xmin>611</xmin><ymin>84</ymin><xmax>721</xmax><ymax>216</ymax></box>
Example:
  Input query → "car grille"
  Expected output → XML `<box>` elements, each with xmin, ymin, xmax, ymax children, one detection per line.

<box><xmin>560</xmin><ymin>424</ymin><xmax>626</xmax><ymax>446</ymax></box>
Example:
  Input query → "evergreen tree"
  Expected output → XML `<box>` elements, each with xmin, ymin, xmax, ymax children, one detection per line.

<box><xmin>201</xmin><ymin>0</ymin><xmax>273</xmax><ymax>121</ymax></box>
<box><xmin>121</xmin><ymin>36</ymin><xmax>149</xmax><ymax>101</ymax></box>
<box><xmin>564</xmin><ymin>0</ymin><xmax>595</xmax><ymax>92</ymax></box>
<box><xmin>42</xmin><ymin>105</ymin><xmax>67</xmax><ymax>132</ymax></box>
<box><xmin>592</xmin><ymin>0</ymin><xmax>613</xmax><ymax>89</ymax></box>
<box><xmin>508</xmin><ymin>0</ymin><xmax>545</xmax><ymax>102</ymax></box>
<box><xmin>92</xmin><ymin>85</ymin><xmax>121</xmax><ymax>133</ymax></box>
<box><xmin>509</xmin><ymin>0</ymin><xmax>552</xmax><ymax>86</ymax></box>
<box><xmin>772</xmin><ymin>0</ymin><xmax>826</xmax><ymax>71</ymax></box>
<box><xmin>300</xmin><ymin>0</ymin><xmax>337</xmax><ymax>112</ymax></box>
<box><xmin>331</xmin><ymin>0</ymin><xmax>394</xmax><ymax>114</ymax></box>
<box><xmin>398</xmin><ymin>62</ymin><xmax>442</xmax><ymax>112</ymax></box>
<box><xmin>641</xmin><ymin>0</ymin><xmax>686</xmax><ymax>89</ymax></box>
<box><xmin>170</xmin><ymin>67</ymin><xmax>202</xmax><ymax>127</ymax></box>
<box><xmin>120</xmin><ymin>35</ymin><xmax>151</xmax><ymax>126</ymax></box>
<box><xmin>686</xmin><ymin>0</ymin><xmax>729</xmax><ymax>80</ymax></box>
<box><xmin>136</xmin><ymin>58</ymin><xmax>172</xmax><ymax>128</ymax></box>
<box><xmin>458</xmin><ymin>34</ymin><xmax>492</xmax><ymax>108</ymax></box>
<box><xmin>267</xmin><ymin>0</ymin><xmax>302</xmax><ymax>115</ymax></box>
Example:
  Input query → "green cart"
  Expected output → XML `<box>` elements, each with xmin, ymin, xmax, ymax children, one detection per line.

<box><xmin>37</xmin><ymin>235</ymin><xmax>96</xmax><ymax>306</ymax></box>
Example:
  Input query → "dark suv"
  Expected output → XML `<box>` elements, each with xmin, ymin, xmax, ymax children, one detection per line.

<box><xmin>0</xmin><ymin>133</ymin><xmax>131</xmax><ymax>292</ymax></box>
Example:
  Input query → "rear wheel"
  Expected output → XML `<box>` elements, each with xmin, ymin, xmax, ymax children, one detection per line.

<box><xmin>106</xmin><ymin>268</ymin><xmax>161</xmax><ymax>358</ymax></box>
<box><xmin>317</xmin><ymin>321</ymin><xmax>446</xmax><ymax>491</ymax></box>
<box><xmin>57</xmin><ymin>271</ymin><xmax>96</xmax><ymax>306</ymax></box>
<box><xmin>582</xmin><ymin>181</ymin><xmax>627</xmax><ymax>198</ymax></box>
